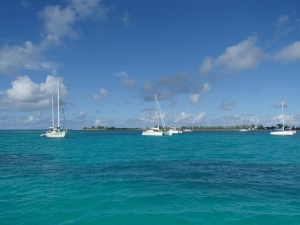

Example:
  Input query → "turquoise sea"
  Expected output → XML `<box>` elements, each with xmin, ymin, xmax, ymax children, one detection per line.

<box><xmin>1</xmin><ymin>130</ymin><xmax>300</xmax><ymax>224</ymax></box>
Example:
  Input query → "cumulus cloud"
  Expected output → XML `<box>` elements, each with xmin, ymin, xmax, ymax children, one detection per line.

<box><xmin>277</xmin><ymin>15</ymin><xmax>289</xmax><ymax>27</ymax></box>
<box><xmin>39</xmin><ymin>0</ymin><xmax>108</xmax><ymax>42</ymax></box>
<box><xmin>114</xmin><ymin>71</ymin><xmax>128</xmax><ymax>77</ymax></box>
<box><xmin>179</xmin><ymin>112</ymin><xmax>192</xmax><ymax>121</ymax></box>
<box><xmin>273</xmin><ymin>15</ymin><xmax>293</xmax><ymax>41</ymax></box>
<box><xmin>193</xmin><ymin>112</ymin><xmax>207</xmax><ymax>122</ymax></box>
<box><xmin>139</xmin><ymin>73</ymin><xmax>210</xmax><ymax>104</ymax></box>
<box><xmin>200</xmin><ymin>36</ymin><xmax>264</xmax><ymax>74</ymax></box>
<box><xmin>0</xmin><ymin>75</ymin><xmax>67</xmax><ymax>112</ymax></box>
<box><xmin>273</xmin><ymin>101</ymin><xmax>287</xmax><ymax>108</ymax></box>
<box><xmin>20</xmin><ymin>0</ymin><xmax>31</xmax><ymax>8</ymax></box>
<box><xmin>189</xmin><ymin>83</ymin><xmax>210</xmax><ymax>105</ymax></box>
<box><xmin>0</xmin><ymin>0</ymin><xmax>108</xmax><ymax>75</ymax></box>
<box><xmin>26</xmin><ymin>115</ymin><xmax>40</xmax><ymax>123</ymax></box>
<box><xmin>94</xmin><ymin>88</ymin><xmax>110</xmax><ymax>100</ymax></box>
<box><xmin>219</xmin><ymin>100</ymin><xmax>236</xmax><ymax>110</ymax></box>
<box><xmin>0</xmin><ymin>41</ymin><xmax>55</xmax><ymax>75</ymax></box>
<box><xmin>274</xmin><ymin>41</ymin><xmax>300</xmax><ymax>61</ymax></box>
<box><xmin>249</xmin><ymin>116</ymin><xmax>260</xmax><ymax>124</ymax></box>
<box><xmin>77</xmin><ymin>111</ymin><xmax>87</xmax><ymax>119</ymax></box>
<box><xmin>122</xmin><ymin>78</ymin><xmax>136</xmax><ymax>88</ymax></box>
<box><xmin>120</xmin><ymin>12</ymin><xmax>130</xmax><ymax>26</ymax></box>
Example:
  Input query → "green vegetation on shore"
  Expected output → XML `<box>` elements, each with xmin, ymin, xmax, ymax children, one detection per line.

<box><xmin>82</xmin><ymin>126</ymin><xmax>141</xmax><ymax>130</ymax></box>
<box><xmin>83</xmin><ymin>124</ymin><xmax>299</xmax><ymax>130</ymax></box>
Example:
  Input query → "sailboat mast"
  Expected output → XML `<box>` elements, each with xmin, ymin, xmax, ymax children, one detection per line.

<box><xmin>282</xmin><ymin>102</ymin><xmax>284</xmax><ymax>130</ymax></box>
<box><xmin>174</xmin><ymin>111</ymin><xmax>176</xmax><ymax>129</ymax></box>
<box><xmin>52</xmin><ymin>94</ymin><xmax>54</xmax><ymax>128</ymax></box>
<box><xmin>156</xmin><ymin>94</ymin><xmax>166</xmax><ymax>129</ymax></box>
<box><xmin>57</xmin><ymin>82</ymin><xmax>60</xmax><ymax>128</ymax></box>
<box><xmin>155</xmin><ymin>94</ymin><xmax>159</xmax><ymax>130</ymax></box>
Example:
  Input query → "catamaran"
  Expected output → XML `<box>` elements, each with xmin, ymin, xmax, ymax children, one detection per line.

<box><xmin>41</xmin><ymin>82</ymin><xmax>67</xmax><ymax>138</ymax></box>
<box><xmin>270</xmin><ymin>102</ymin><xmax>294</xmax><ymax>136</ymax></box>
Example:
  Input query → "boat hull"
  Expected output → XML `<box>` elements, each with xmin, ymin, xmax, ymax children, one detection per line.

<box><xmin>142</xmin><ymin>130</ymin><xmax>163</xmax><ymax>136</ymax></box>
<box><xmin>270</xmin><ymin>130</ymin><xmax>294</xmax><ymax>136</ymax></box>
<box><xmin>163</xmin><ymin>131</ymin><xmax>173</xmax><ymax>136</ymax></box>
<box><xmin>44</xmin><ymin>130</ymin><xmax>67</xmax><ymax>138</ymax></box>
<box><xmin>169</xmin><ymin>130</ymin><xmax>179</xmax><ymax>134</ymax></box>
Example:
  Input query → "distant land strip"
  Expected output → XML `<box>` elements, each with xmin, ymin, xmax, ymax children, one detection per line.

<box><xmin>82</xmin><ymin>125</ymin><xmax>299</xmax><ymax>130</ymax></box>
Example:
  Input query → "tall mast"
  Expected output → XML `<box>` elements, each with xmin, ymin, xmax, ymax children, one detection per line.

<box><xmin>155</xmin><ymin>94</ymin><xmax>159</xmax><ymax>129</ymax></box>
<box><xmin>174</xmin><ymin>111</ymin><xmax>176</xmax><ymax>129</ymax></box>
<box><xmin>282</xmin><ymin>102</ymin><xmax>284</xmax><ymax>131</ymax></box>
<box><xmin>52</xmin><ymin>94</ymin><xmax>54</xmax><ymax>128</ymax></box>
<box><xmin>57</xmin><ymin>82</ymin><xmax>60</xmax><ymax>128</ymax></box>
<box><xmin>156</xmin><ymin>94</ymin><xmax>166</xmax><ymax>129</ymax></box>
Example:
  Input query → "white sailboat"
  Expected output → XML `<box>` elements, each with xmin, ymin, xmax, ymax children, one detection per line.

<box><xmin>41</xmin><ymin>82</ymin><xmax>67</xmax><ymax>138</ymax></box>
<box><xmin>270</xmin><ymin>102</ymin><xmax>294</xmax><ymax>136</ymax></box>
<box><xmin>168</xmin><ymin>111</ymin><xmax>180</xmax><ymax>134</ymax></box>
<box><xmin>142</xmin><ymin>94</ymin><xmax>172</xmax><ymax>136</ymax></box>
<box><xmin>183</xmin><ymin>124</ymin><xmax>193</xmax><ymax>132</ymax></box>
<box><xmin>239</xmin><ymin>125</ymin><xmax>248</xmax><ymax>132</ymax></box>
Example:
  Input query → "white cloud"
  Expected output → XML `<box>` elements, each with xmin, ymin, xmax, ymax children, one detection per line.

<box><xmin>199</xmin><ymin>57</ymin><xmax>213</xmax><ymax>74</ymax></box>
<box><xmin>0</xmin><ymin>75</ymin><xmax>67</xmax><ymax>112</ymax></box>
<box><xmin>276</xmin><ymin>15</ymin><xmax>289</xmax><ymax>28</ymax></box>
<box><xmin>26</xmin><ymin>115</ymin><xmax>39</xmax><ymax>123</ymax></box>
<box><xmin>199</xmin><ymin>36</ymin><xmax>264</xmax><ymax>74</ymax></box>
<box><xmin>114</xmin><ymin>71</ymin><xmax>128</xmax><ymax>77</ymax></box>
<box><xmin>274</xmin><ymin>41</ymin><xmax>300</xmax><ymax>61</ymax></box>
<box><xmin>179</xmin><ymin>112</ymin><xmax>191</xmax><ymax>121</ymax></box>
<box><xmin>140</xmin><ymin>73</ymin><xmax>210</xmax><ymax>104</ymax></box>
<box><xmin>120</xmin><ymin>12</ymin><xmax>130</xmax><ymax>26</ymax></box>
<box><xmin>122</xmin><ymin>78</ymin><xmax>136</xmax><ymax>88</ymax></box>
<box><xmin>0</xmin><ymin>41</ymin><xmax>55</xmax><ymax>75</ymax></box>
<box><xmin>0</xmin><ymin>0</ymin><xmax>109</xmax><ymax>76</ymax></box>
<box><xmin>273</xmin><ymin>101</ymin><xmax>287</xmax><ymax>108</ymax></box>
<box><xmin>189</xmin><ymin>83</ymin><xmax>210</xmax><ymax>104</ymax></box>
<box><xmin>39</xmin><ymin>0</ymin><xmax>108</xmax><ymax>42</ymax></box>
<box><xmin>193</xmin><ymin>112</ymin><xmax>207</xmax><ymax>123</ymax></box>
<box><xmin>219</xmin><ymin>100</ymin><xmax>235</xmax><ymax>110</ymax></box>
<box><xmin>20</xmin><ymin>0</ymin><xmax>31</xmax><ymax>8</ymax></box>
<box><xmin>249</xmin><ymin>116</ymin><xmax>260</xmax><ymax>124</ymax></box>
<box><xmin>77</xmin><ymin>111</ymin><xmax>87</xmax><ymax>120</ymax></box>
<box><xmin>94</xmin><ymin>88</ymin><xmax>110</xmax><ymax>100</ymax></box>
<box><xmin>40</xmin><ymin>5</ymin><xmax>77</xmax><ymax>41</ymax></box>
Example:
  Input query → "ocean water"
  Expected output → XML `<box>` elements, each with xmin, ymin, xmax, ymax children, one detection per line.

<box><xmin>1</xmin><ymin>129</ymin><xmax>300</xmax><ymax>224</ymax></box>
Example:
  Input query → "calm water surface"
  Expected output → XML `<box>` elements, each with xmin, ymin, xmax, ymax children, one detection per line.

<box><xmin>1</xmin><ymin>130</ymin><xmax>300</xmax><ymax>224</ymax></box>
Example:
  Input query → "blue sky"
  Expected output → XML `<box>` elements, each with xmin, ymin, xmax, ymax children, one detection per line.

<box><xmin>1</xmin><ymin>0</ymin><xmax>300</xmax><ymax>129</ymax></box>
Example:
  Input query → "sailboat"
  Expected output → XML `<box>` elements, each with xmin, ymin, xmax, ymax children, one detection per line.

<box><xmin>142</xmin><ymin>94</ymin><xmax>172</xmax><ymax>136</ymax></box>
<box><xmin>270</xmin><ymin>102</ymin><xmax>294</xmax><ymax>136</ymax></box>
<box><xmin>183</xmin><ymin>124</ymin><xmax>193</xmax><ymax>132</ymax></box>
<box><xmin>41</xmin><ymin>82</ymin><xmax>67</xmax><ymax>138</ymax></box>
<box><xmin>168</xmin><ymin>111</ymin><xmax>180</xmax><ymax>134</ymax></box>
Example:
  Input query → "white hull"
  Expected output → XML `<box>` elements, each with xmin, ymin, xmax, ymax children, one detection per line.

<box><xmin>41</xmin><ymin>130</ymin><xmax>67</xmax><ymax>138</ymax></box>
<box><xmin>163</xmin><ymin>130</ymin><xmax>173</xmax><ymax>136</ymax></box>
<box><xmin>168</xmin><ymin>129</ymin><xmax>179</xmax><ymax>134</ymax></box>
<box><xmin>239</xmin><ymin>129</ymin><xmax>248</xmax><ymax>132</ymax></box>
<box><xmin>270</xmin><ymin>130</ymin><xmax>294</xmax><ymax>136</ymax></box>
<box><xmin>142</xmin><ymin>130</ymin><xmax>163</xmax><ymax>136</ymax></box>
<box><xmin>45</xmin><ymin>130</ymin><xmax>67</xmax><ymax>138</ymax></box>
<box><xmin>183</xmin><ymin>129</ymin><xmax>192</xmax><ymax>132</ymax></box>
<box><xmin>142</xmin><ymin>129</ymin><xmax>172</xmax><ymax>136</ymax></box>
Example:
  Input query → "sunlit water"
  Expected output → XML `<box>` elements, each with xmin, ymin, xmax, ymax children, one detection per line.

<box><xmin>1</xmin><ymin>130</ymin><xmax>300</xmax><ymax>224</ymax></box>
